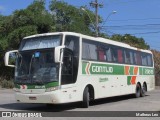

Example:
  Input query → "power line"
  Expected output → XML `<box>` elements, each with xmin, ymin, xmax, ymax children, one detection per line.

<box><xmin>101</xmin><ymin>24</ymin><xmax>160</xmax><ymax>30</ymax></box>
<box><xmin>137</xmin><ymin>35</ymin><xmax>160</xmax><ymax>37</ymax></box>
<box><xmin>106</xmin><ymin>0</ymin><xmax>139</xmax><ymax>5</ymax></box>
<box><xmin>132</xmin><ymin>31</ymin><xmax>160</xmax><ymax>35</ymax></box>
<box><xmin>102</xmin><ymin>24</ymin><xmax>160</xmax><ymax>28</ymax></box>
<box><xmin>107</xmin><ymin>0</ymin><xmax>157</xmax><ymax>5</ymax></box>
<box><xmin>108</xmin><ymin>17</ymin><xmax>160</xmax><ymax>22</ymax></box>
<box><xmin>110</xmin><ymin>0</ymin><xmax>144</xmax><ymax>4</ymax></box>
<box><xmin>101</xmin><ymin>27</ymin><xmax>160</xmax><ymax>36</ymax></box>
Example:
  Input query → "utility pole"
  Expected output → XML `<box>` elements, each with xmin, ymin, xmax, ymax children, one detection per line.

<box><xmin>90</xmin><ymin>0</ymin><xmax>103</xmax><ymax>37</ymax></box>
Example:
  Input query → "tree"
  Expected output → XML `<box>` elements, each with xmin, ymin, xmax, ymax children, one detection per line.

<box><xmin>152</xmin><ymin>50</ymin><xmax>160</xmax><ymax>86</ymax></box>
<box><xmin>110</xmin><ymin>34</ymin><xmax>150</xmax><ymax>49</ymax></box>
<box><xmin>49</xmin><ymin>0</ymin><xmax>99</xmax><ymax>36</ymax></box>
<box><xmin>0</xmin><ymin>0</ymin><xmax>54</xmax><ymax>79</ymax></box>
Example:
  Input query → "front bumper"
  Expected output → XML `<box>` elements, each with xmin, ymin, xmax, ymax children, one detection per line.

<box><xmin>15</xmin><ymin>90</ymin><xmax>62</xmax><ymax>104</ymax></box>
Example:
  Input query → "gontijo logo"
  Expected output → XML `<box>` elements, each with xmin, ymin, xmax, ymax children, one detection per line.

<box><xmin>92</xmin><ymin>66</ymin><xmax>113</xmax><ymax>73</ymax></box>
<box><xmin>82</xmin><ymin>62</ymin><xmax>124</xmax><ymax>75</ymax></box>
<box><xmin>84</xmin><ymin>63</ymin><xmax>114</xmax><ymax>75</ymax></box>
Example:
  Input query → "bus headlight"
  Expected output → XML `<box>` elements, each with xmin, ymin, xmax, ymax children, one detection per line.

<box><xmin>45</xmin><ymin>86</ymin><xmax>59</xmax><ymax>92</ymax></box>
<box><xmin>13</xmin><ymin>88</ymin><xmax>20</xmax><ymax>92</ymax></box>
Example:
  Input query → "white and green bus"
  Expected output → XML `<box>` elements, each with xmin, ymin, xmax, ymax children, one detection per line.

<box><xmin>4</xmin><ymin>32</ymin><xmax>155</xmax><ymax>108</ymax></box>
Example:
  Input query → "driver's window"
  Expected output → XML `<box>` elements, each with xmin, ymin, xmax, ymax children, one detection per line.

<box><xmin>65</xmin><ymin>35</ymin><xmax>79</xmax><ymax>57</ymax></box>
<box><xmin>62</xmin><ymin>50</ymin><xmax>73</xmax><ymax>75</ymax></box>
<box><xmin>61</xmin><ymin>49</ymin><xmax>73</xmax><ymax>85</ymax></box>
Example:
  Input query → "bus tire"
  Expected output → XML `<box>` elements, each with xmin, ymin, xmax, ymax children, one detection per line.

<box><xmin>135</xmin><ymin>83</ymin><xmax>141</xmax><ymax>98</ymax></box>
<box><xmin>82</xmin><ymin>87</ymin><xmax>90</xmax><ymax>108</ymax></box>
<box><xmin>141</xmin><ymin>83</ymin><xmax>147</xmax><ymax>97</ymax></box>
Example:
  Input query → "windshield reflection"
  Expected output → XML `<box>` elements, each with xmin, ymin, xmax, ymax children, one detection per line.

<box><xmin>15</xmin><ymin>49</ymin><xmax>59</xmax><ymax>84</ymax></box>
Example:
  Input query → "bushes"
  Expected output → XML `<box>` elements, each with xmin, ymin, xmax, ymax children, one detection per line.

<box><xmin>0</xmin><ymin>78</ymin><xmax>14</xmax><ymax>89</ymax></box>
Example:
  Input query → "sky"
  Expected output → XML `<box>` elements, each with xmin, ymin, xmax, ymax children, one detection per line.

<box><xmin>0</xmin><ymin>0</ymin><xmax>160</xmax><ymax>51</ymax></box>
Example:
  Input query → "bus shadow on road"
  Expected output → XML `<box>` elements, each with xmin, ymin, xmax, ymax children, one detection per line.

<box><xmin>0</xmin><ymin>94</ymin><xmax>150</xmax><ymax>111</ymax></box>
<box><xmin>0</xmin><ymin>102</ymin><xmax>79</xmax><ymax>112</ymax></box>
<box><xmin>90</xmin><ymin>94</ymin><xmax>149</xmax><ymax>107</ymax></box>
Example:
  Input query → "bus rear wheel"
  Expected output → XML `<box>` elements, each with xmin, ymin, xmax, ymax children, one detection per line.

<box><xmin>82</xmin><ymin>87</ymin><xmax>90</xmax><ymax>108</ymax></box>
<box><xmin>141</xmin><ymin>83</ymin><xmax>147</xmax><ymax>97</ymax></box>
<box><xmin>135</xmin><ymin>83</ymin><xmax>141</xmax><ymax>98</ymax></box>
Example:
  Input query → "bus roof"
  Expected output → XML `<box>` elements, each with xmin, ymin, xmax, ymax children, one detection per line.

<box><xmin>23</xmin><ymin>32</ymin><xmax>152</xmax><ymax>54</ymax></box>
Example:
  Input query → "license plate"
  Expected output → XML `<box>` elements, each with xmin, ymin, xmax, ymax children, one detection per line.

<box><xmin>29</xmin><ymin>96</ymin><xmax>37</xmax><ymax>100</ymax></box>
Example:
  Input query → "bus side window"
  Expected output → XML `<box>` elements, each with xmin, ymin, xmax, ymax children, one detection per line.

<box><xmin>147</xmin><ymin>54</ymin><xmax>153</xmax><ymax>66</ymax></box>
<box><xmin>133</xmin><ymin>51</ymin><xmax>142</xmax><ymax>65</ymax></box>
<box><xmin>137</xmin><ymin>52</ymin><xmax>142</xmax><ymax>65</ymax></box>
<box><xmin>89</xmin><ymin>44</ymin><xmax>98</xmax><ymax>60</ymax></box>
<box><xmin>82</xmin><ymin>42</ymin><xmax>90</xmax><ymax>60</ymax></box>
<box><xmin>112</xmin><ymin>47</ymin><xmax>118</xmax><ymax>63</ymax></box>
<box><xmin>129</xmin><ymin>51</ymin><xmax>134</xmax><ymax>64</ymax></box>
<box><xmin>118</xmin><ymin>49</ymin><xmax>123</xmax><ymax>63</ymax></box>
<box><xmin>133</xmin><ymin>52</ymin><xmax>138</xmax><ymax>65</ymax></box>
<box><xmin>124</xmin><ymin>49</ymin><xmax>131</xmax><ymax>64</ymax></box>
<box><xmin>141</xmin><ymin>53</ymin><xmax>147</xmax><ymax>66</ymax></box>
<box><xmin>105</xmin><ymin>47</ymin><xmax>112</xmax><ymax>62</ymax></box>
<box><xmin>97</xmin><ymin>45</ymin><xmax>106</xmax><ymax>61</ymax></box>
<box><xmin>82</xmin><ymin>40</ymin><xmax>98</xmax><ymax>60</ymax></box>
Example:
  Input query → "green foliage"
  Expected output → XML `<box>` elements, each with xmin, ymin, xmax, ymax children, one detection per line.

<box><xmin>27</xmin><ymin>0</ymin><xmax>54</xmax><ymax>33</ymax></box>
<box><xmin>0</xmin><ymin>78</ymin><xmax>14</xmax><ymax>89</ymax></box>
<box><xmin>7</xmin><ymin>25</ymin><xmax>38</xmax><ymax>49</ymax></box>
<box><xmin>0</xmin><ymin>37</ymin><xmax>8</xmax><ymax>50</ymax></box>
<box><xmin>0</xmin><ymin>16</ymin><xmax>13</xmax><ymax>37</ymax></box>
<box><xmin>110</xmin><ymin>34</ymin><xmax>150</xmax><ymax>49</ymax></box>
<box><xmin>49</xmin><ymin>0</ymin><xmax>96</xmax><ymax>35</ymax></box>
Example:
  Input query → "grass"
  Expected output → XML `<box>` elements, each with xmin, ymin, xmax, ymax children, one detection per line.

<box><xmin>0</xmin><ymin>78</ymin><xmax>14</xmax><ymax>89</ymax></box>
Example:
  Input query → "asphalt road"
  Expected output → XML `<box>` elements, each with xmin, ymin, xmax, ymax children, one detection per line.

<box><xmin>0</xmin><ymin>88</ymin><xmax>160</xmax><ymax>120</ymax></box>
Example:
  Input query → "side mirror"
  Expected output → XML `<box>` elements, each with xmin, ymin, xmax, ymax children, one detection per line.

<box><xmin>54</xmin><ymin>46</ymin><xmax>65</xmax><ymax>63</ymax></box>
<box><xmin>4</xmin><ymin>50</ymin><xmax>18</xmax><ymax>67</ymax></box>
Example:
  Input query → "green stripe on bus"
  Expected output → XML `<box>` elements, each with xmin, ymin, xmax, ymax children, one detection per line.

<box><xmin>127</xmin><ymin>76</ymin><xmax>132</xmax><ymax>85</ymax></box>
<box><xmin>82</xmin><ymin>62</ymin><xmax>87</xmax><ymax>74</ymax></box>
<box><xmin>45</xmin><ymin>82</ymin><xmax>59</xmax><ymax>88</ymax></box>
<box><xmin>129</xmin><ymin>67</ymin><xmax>134</xmax><ymax>75</ymax></box>
<box><xmin>15</xmin><ymin>81</ymin><xmax>59</xmax><ymax>89</ymax></box>
<box><xmin>82</xmin><ymin>62</ymin><xmax>154</xmax><ymax>75</ymax></box>
<box><xmin>139</xmin><ymin>67</ymin><xmax>143</xmax><ymax>75</ymax></box>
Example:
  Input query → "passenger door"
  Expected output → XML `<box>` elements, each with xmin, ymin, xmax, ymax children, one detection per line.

<box><xmin>60</xmin><ymin>35</ymin><xmax>80</xmax><ymax>102</ymax></box>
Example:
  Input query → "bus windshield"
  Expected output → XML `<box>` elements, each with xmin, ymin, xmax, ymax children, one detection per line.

<box><xmin>15</xmin><ymin>49</ymin><xmax>59</xmax><ymax>84</ymax></box>
<box><xmin>20</xmin><ymin>35</ymin><xmax>61</xmax><ymax>51</ymax></box>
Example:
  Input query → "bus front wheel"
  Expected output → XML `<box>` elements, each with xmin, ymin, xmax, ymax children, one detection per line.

<box><xmin>82</xmin><ymin>87</ymin><xmax>90</xmax><ymax>108</ymax></box>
